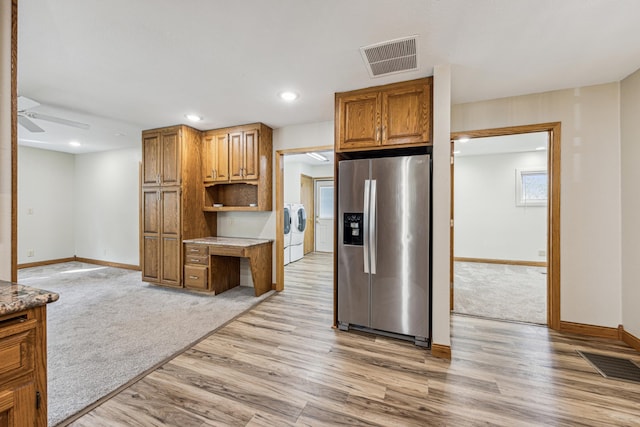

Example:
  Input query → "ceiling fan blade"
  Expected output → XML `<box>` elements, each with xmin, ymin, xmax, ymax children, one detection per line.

<box><xmin>24</xmin><ymin>111</ymin><xmax>90</xmax><ymax>130</ymax></box>
<box><xmin>18</xmin><ymin>115</ymin><xmax>45</xmax><ymax>132</ymax></box>
<box><xmin>17</xmin><ymin>95</ymin><xmax>41</xmax><ymax>111</ymax></box>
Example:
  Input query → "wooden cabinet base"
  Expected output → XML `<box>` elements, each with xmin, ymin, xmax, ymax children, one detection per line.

<box><xmin>0</xmin><ymin>306</ymin><xmax>48</xmax><ymax>426</ymax></box>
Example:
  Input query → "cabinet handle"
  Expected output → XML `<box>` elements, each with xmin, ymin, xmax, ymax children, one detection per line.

<box><xmin>382</xmin><ymin>126</ymin><xmax>386</xmax><ymax>142</ymax></box>
<box><xmin>189</xmin><ymin>249</ymin><xmax>199</xmax><ymax>253</ymax></box>
<box><xmin>189</xmin><ymin>258</ymin><xmax>200</xmax><ymax>262</ymax></box>
<box><xmin>156</xmin><ymin>174</ymin><xmax>160</xmax><ymax>184</ymax></box>
<box><xmin>189</xmin><ymin>275</ymin><xmax>199</xmax><ymax>280</ymax></box>
<box><xmin>213</xmin><ymin>169</ymin><xmax>217</xmax><ymax>179</ymax></box>
<box><xmin>156</xmin><ymin>191</ymin><xmax>160</xmax><ymax>202</ymax></box>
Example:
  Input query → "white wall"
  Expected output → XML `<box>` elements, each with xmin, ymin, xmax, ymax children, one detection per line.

<box><xmin>454</xmin><ymin>150</ymin><xmax>547</xmax><ymax>262</ymax></box>
<box><xmin>452</xmin><ymin>82</ymin><xmax>622</xmax><ymax>328</ymax></box>
<box><xmin>621</xmin><ymin>68</ymin><xmax>640</xmax><ymax>338</ymax></box>
<box><xmin>17</xmin><ymin>147</ymin><xmax>75</xmax><ymax>264</ymax></box>
<box><xmin>74</xmin><ymin>148</ymin><xmax>141</xmax><ymax>265</ymax></box>
<box><xmin>0</xmin><ymin>0</ymin><xmax>12</xmax><ymax>280</ymax></box>
<box><xmin>17</xmin><ymin>146</ymin><xmax>141</xmax><ymax>267</ymax></box>
<box><xmin>283</xmin><ymin>160</ymin><xmax>333</xmax><ymax>204</ymax></box>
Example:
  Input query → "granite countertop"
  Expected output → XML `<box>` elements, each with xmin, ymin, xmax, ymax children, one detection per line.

<box><xmin>184</xmin><ymin>236</ymin><xmax>273</xmax><ymax>247</ymax></box>
<box><xmin>0</xmin><ymin>280</ymin><xmax>59</xmax><ymax>316</ymax></box>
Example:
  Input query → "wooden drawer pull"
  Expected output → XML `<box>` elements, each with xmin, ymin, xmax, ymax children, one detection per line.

<box><xmin>189</xmin><ymin>275</ymin><xmax>199</xmax><ymax>280</ymax></box>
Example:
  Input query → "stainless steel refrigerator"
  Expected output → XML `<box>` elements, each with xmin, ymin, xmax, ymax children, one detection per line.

<box><xmin>337</xmin><ymin>154</ymin><xmax>431</xmax><ymax>347</ymax></box>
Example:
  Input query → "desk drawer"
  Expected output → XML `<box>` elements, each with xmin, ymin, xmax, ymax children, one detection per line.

<box><xmin>184</xmin><ymin>254</ymin><xmax>209</xmax><ymax>265</ymax></box>
<box><xmin>184</xmin><ymin>244</ymin><xmax>209</xmax><ymax>256</ymax></box>
<box><xmin>184</xmin><ymin>265</ymin><xmax>208</xmax><ymax>290</ymax></box>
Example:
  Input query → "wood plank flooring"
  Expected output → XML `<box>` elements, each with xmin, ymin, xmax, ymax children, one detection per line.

<box><xmin>68</xmin><ymin>253</ymin><xmax>640</xmax><ymax>426</ymax></box>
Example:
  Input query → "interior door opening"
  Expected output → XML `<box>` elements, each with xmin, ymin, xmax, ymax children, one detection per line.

<box><xmin>276</xmin><ymin>147</ymin><xmax>334</xmax><ymax>291</ymax></box>
<box><xmin>450</xmin><ymin>125</ymin><xmax>560</xmax><ymax>327</ymax></box>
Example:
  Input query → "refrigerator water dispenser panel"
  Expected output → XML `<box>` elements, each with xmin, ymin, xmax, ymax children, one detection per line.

<box><xmin>343</xmin><ymin>213</ymin><xmax>364</xmax><ymax>245</ymax></box>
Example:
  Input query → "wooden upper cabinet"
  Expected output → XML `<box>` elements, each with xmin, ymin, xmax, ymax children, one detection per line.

<box><xmin>142</xmin><ymin>132</ymin><xmax>160</xmax><ymax>185</ymax></box>
<box><xmin>203</xmin><ymin>132</ymin><xmax>229</xmax><ymax>182</ymax></box>
<box><xmin>161</xmin><ymin>129</ymin><xmax>181</xmax><ymax>186</ymax></box>
<box><xmin>337</xmin><ymin>92</ymin><xmax>381</xmax><ymax>150</ymax></box>
<box><xmin>202</xmin><ymin>123</ymin><xmax>272</xmax><ymax>211</ymax></box>
<box><xmin>229</xmin><ymin>128</ymin><xmax>259</xmax><ymax>181</ymax></box>
<box><xmin>335</xmin><ymin>77</ymin><xmax>432</xmax><ymax>152</ymax></box>
<box><xmin>142</xmin><ymin>127</ymin><xmax>182</xmax><ymax>186</ymax></box>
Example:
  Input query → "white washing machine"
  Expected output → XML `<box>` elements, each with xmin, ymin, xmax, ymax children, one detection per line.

<box><xmin>284</xmin><ymin>204</ymin><xmax>292</xmax><ymax>265</ymax></box>
<box><xmin>290</xmin><ymin>203</ymin><xmax>306</xmax><ymax>262</ymax></box>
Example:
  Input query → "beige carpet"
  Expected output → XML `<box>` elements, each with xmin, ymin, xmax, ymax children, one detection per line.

<box><xmin>18</xmin><ymin>262</ymin><xmax>273</xmax><ymax>426</ymax></box>
<box><xmin>453</xmin><ymin>261</ymin><xmax>547</xmax><ymax>324</ymax></box>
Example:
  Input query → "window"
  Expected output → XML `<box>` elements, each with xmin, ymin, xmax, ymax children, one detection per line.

<box><xmin>318</xmin><ymin>185</ymin><xmax>334</xmax><ymax>218</ymax></box>
<box><xmin>516</xmin><ymin>168</ymin><xmax>547</xmax><ymax>206</ymax></box>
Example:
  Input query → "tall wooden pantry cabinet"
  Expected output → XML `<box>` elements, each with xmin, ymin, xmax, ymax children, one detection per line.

<box><xmin>141</xmin><ymin>125</ymin><xmax>216</xmax><ymax>287</ymax></box>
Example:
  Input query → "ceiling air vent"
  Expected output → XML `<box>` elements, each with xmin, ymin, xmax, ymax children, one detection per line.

<box><xmin>360</xmin><ymin>35</ymin><xmax>418</xmax><ymax>78</ymax></box>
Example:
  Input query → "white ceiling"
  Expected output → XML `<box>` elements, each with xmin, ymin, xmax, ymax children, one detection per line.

<box><xmin>17</xmin><ymin>0</ymin><xmax>640</xmax><ymax>154</ymax></box>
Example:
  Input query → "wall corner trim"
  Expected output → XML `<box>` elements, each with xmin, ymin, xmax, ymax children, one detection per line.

<box><xmin>620</xmin><ymin>325</ymin><xmax>640</xmax><ymax>352</ymax></box>
<box><xmin>431</xmin><ymin>343</ymin><xmax>452</xmax><ymax>360</ymax></box>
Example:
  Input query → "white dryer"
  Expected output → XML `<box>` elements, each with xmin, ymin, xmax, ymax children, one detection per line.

<box><xmin>290</xmin><ymin>203</ymin><xmax>307</xmax><ymax>262</ymax></box>
<box><xmin>283</xmin><ymin>204</ymin><xmax>292</xmax><ymax>265</ymax></box>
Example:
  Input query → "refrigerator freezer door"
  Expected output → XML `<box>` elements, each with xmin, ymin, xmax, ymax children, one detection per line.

<box><xmin>369</xmin><ymin>155</ymin><xmax>430</xmax><ymax>338</ymax></box>
<box><xmin>338</xmin><ymin>159</ymin><xmax>371</xmax><ymax>328</ymax></box>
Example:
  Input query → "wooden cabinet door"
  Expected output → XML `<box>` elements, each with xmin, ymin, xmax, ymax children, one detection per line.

<box><xmin>161</xmin><ymin>129</ymin><xmax>181</xmax><ymax>186</ymax></box>
<box><xmin>336</xmin><ymin>91</ymin><xmax>381</xmax><ymax>151</ymax></box>
<box><xmin>142</xmin><ymin>132</ymin><xmax>160</xmax><ymax>186</ymax></box>
<box><xmin>242</xmin><ymin>129</ymin><xmax>259</xmax><ymax>180</ymax></box>
<box><xmin>229</xmin><ymin>131</ymin><xmax>244</xmax><ymax>181</ymax></box>
<box><xmin>0</xmin><ymin>382</ymin><xmax>36</xmax><ymax>427</ymax></box>
<box><xmin>381</xmin><ymin>82</ymin><xmax>430</xmax><ymax>146</ymax></box>
<box><xmin>213</xmin><ymin>133</ymin><xmax>229</xmax><ymax>182</ymax></box>
<box><xmin>203</xmin><ymin>133</ymin><xmax>229</xmax><ymax>182</ymax></box>
<box><xmin>160</xmin><ymin>188</ymin><xmax>181</xmax><ymax>286</ymax></box>
<box><xmin>142</xmin><ymin>235</ymin><xmax>160</xmax><ymax>282</ymax></box>
<box><xmin>202</xmin><ymin>135</ymin><xmax>215</xmax><ymax>182</ymax></box>
<box><xmin>142</xmin><ymin>188</ymin><xmax>160</xmax><ymax>282</ymax></box>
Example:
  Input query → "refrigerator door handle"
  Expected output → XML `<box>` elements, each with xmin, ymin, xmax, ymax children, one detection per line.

<box><xmin>370</xmin><ymin>179</ymin><xmax>377</xmax><ymax>274</ymax></box>
<box><xmin>363</xmin><ymin>179</ymin><xmax>370</xmax><ymax>274</ymax></box>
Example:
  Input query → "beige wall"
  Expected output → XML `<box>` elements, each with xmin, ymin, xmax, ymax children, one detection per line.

<box><xmin>452</xmin><ymin>83</ymin><xmax>622</xmax><ymax>328</ymax></box>
<box><xmin>0</xmin><ymin>0</ymin><xmax>12</xmax><ymax>280</ymax></box>
<box><xmin>621</xmin><ymin>68</ymin><xmax>640</xmax><ymax>338</ymax></box>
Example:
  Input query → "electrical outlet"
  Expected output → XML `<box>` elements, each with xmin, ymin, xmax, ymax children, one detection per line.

<box><xmin>27</xmin><ymin>249</ymin><xmax>35</xmax><ymax>257</ymax></box>
<box><xmin>538</xmin><ymin>250</ymin><xmax>546</xmax><ymax>257</ymax></box>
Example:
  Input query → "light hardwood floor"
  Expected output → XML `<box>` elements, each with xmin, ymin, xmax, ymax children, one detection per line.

<box><xmin>69</xmin><ymin>253</ymin><xmax>640</xmax><ymax>426</ymax></box>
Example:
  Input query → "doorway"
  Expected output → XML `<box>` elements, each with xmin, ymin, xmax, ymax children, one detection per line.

<box><xmin>451</xmin><ymin>123</ymin><xmax>561</xmax><ymax>329</ymax></box>
<box><xmin>275</xmin><ymin>146</ymin><xmax>334</xmax><ymax>291</ymax></box>
<box><xmin>452</xmin><ymin>132</ymin><xmax>548</xmax><ymax>324</ymax></box>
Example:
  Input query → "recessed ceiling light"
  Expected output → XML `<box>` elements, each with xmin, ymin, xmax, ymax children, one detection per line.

<box><xmin>535</xmin><ymin>146</ymin><xmax>547</xmax><ymax>151</ymax></box>
<box><xmin>69</xmin><ymin>141</ymin><xmax>81</xmax><ymax>147</ymax></box>
<box><xmin>185</xmin><ymin>114</ymin><xmax>202</xmax><ymax>122</ymax></box>
<box><xmin>279</xmin><ymin>91</ymin><xmax>299</xmax><ymax>102</ymax></box>
<box><xmin>457</xmin><ymin>137</ymin><xmax>470</xmax><ymax>143</ymax></box>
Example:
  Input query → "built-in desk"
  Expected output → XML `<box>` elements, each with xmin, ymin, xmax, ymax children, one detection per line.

<box><xmin>183</xmin><ymin>237</ymin><xmax>273</xmax><ymax>296</ymax></box>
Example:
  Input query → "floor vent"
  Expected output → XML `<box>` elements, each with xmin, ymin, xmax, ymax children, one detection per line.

<box><xmin>577</xmin><ymin>350</ymin><xmax>640</xmax><ymax>383</ymax></box>
<box><xmin>360</xmin><ymin>35</ymin><xmax>418</xmax><ymax>78</ymax></box>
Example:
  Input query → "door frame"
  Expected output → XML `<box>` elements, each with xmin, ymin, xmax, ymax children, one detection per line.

<box><xmin>451</xmin><ymin>122</ymin><xmax>561</xmax><ymax>330</ymax></box>
<box><xmin>275</xmin><ymin>145</ymin><xmax>333</xmax><ymax>291</ymax></box>
<box><xmin>300</xmin><ymin>174</ymin><xmax>314</xmax><ymax>255</ymax></box>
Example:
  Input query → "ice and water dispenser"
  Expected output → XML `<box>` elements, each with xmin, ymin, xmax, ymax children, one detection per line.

<box><xmin>343</xmin><ymin>213</ymin><xmax>364</xmax><ymax>246</ymax></box>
